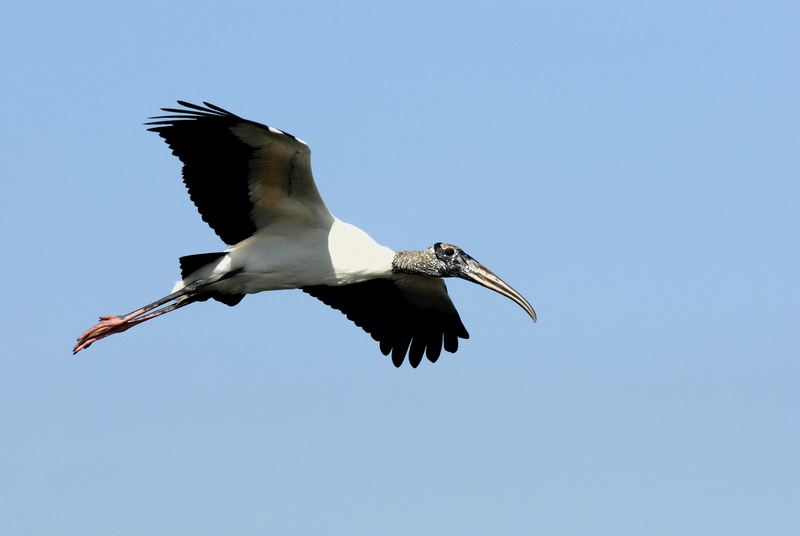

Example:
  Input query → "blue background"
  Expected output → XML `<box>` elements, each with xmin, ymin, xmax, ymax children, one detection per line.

<box><xmin>2</xmin><ymin>2</ymin><xmax>797</xmax><ymax>534</ymax></box>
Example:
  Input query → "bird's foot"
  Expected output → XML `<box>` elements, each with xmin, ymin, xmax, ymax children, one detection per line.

<box><xmin>73</xmin><ymin>311</ymin><xmax>143</xmax><ymax>354</ymax></box>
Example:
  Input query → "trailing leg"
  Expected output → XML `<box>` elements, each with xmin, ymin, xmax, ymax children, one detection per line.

<box><xmin>73</xmin><ymin>269</ymin><xmax>243</xmax><ymax>354</ymax></box>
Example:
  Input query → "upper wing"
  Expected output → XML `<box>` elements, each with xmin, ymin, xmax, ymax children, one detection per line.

<box><xmin>303</xmin><ymin>276</ymin><xmax>470</xmax><ymax>368</ymax></box>
<box><xmin>147</xmin><ymin>101</ymin><xmax>332</xmax><ymax>245</ymax></box>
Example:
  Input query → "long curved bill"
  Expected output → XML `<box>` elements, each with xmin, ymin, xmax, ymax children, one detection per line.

<box><xmin>460</xmin><ymin>260</ymin><xmax>537</xmax><ymax>322</ymax></box>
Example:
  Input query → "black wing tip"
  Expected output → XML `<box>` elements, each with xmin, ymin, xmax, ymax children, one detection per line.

<box><xmin>145</xmin><ymin>101</ymin><xmax>240</xmax><ymax>127</ymax></box>
<box><xmin>144</xmin><ymin>101</ymin><xmax>290</xmax><ymax>140</ymax></box>
<box><xmin>377</xmin><ymin>324</ymin><xmax>469</xmax><ymax>368</ymax></box>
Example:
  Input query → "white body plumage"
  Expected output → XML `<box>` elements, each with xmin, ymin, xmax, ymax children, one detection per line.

<box><xmin>172</xmin><ymin>217</ymin><xmax>395</xmax><ymax>295</ymax></box>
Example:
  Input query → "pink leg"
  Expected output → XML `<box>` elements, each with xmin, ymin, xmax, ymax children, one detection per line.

<box><xmin>73</xmin><ymin>268</ymin><xmax>242</xmax><ymax>354</ymax></box>
<box><xmin>73</xmin><ymin>301</ymin><xmax>184</xmax><ymax>354</ymax></box>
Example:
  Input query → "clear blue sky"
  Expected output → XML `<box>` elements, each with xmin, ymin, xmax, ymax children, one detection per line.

<box><xmin>1</xmin><ymin>2</ymin><xmax>797</xmax><ymax>534</ymax></box>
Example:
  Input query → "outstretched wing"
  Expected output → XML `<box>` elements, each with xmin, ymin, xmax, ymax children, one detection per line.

<box><xmin>147</xmin><ymin>101</ymin><xmax>332</xmax><ymax>245</ymax></box>
<box><xmin>303</xmin><ymin>276</ymin><xmax>470</xmax><ymax>368</ymax></box>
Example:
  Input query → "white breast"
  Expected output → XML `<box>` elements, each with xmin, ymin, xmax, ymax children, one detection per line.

<box><xmin>327</xmin><ymin>218</ymin><xmax>395</xmax><ymax>284</ymax></box>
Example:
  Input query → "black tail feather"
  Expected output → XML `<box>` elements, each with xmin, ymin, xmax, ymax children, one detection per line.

<box><xmin>178</xmin><ymin>252</ymin><xmax>244</xmax><ymax>307</ymax></box>
<box><xmin>179</xmin><ymin>252</ymin><xmax>228</xmax><ymax>278</ymax></box>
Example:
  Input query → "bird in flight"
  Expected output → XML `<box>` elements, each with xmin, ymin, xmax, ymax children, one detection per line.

<box><xmin>74</xmin><ymin>102</ymin><xmax>536</xmax><ymax>367</ymax></box>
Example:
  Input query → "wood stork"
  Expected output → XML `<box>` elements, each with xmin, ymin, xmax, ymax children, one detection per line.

<box><xmin>74</xmin><ymin>102</ymin><xmax>536</xmax><ymax>367</ymax></box>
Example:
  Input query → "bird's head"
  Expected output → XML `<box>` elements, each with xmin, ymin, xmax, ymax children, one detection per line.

<box><xmin>394</xmin><ymin>243</ymin><xmax>537</xmax><ymax>322</ymax></box>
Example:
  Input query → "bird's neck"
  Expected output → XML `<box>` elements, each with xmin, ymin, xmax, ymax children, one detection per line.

<box><xmin>392</xmin><ymin>249</ymin><xmax>441</xmax><ymax>277</ymax></box>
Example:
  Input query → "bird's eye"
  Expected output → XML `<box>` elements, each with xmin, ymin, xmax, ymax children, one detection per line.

<box><xmin>444</xmin><ymin>248</ymin><xmax>455</xmax><ymax>256</ymax></box>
